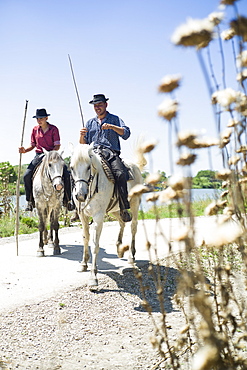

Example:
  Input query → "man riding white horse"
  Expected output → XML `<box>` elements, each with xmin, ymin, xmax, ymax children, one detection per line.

<box><xmin>79</xmin><ymin>94</ymin><xmax>132</xmax><ymax>222</ymax></box>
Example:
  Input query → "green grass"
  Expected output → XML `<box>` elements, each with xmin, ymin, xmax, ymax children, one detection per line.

<box><xmin>0</xmin><ymin>198</ymin><xmax>212</xmax><ymax>238</ymax></box>
<box><xmin>138</xmin><ymin>198</ymin><xmax>212</xmax><ymax>220</ymax></box>
<box><xmin>0</xmin><ymin>215</ymin><xmax>39</xmax><ymax>238</ymax></box>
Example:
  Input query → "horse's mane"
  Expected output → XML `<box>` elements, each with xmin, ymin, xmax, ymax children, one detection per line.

<box><xmin>40</xmin><ymin>151</ymin><xmax>63</xmax><ymax>177</ymax></box>
<box><xmin>71</xmin><ymin>144</ymin><xmax>95</xmax><ymax>167</ymax></box>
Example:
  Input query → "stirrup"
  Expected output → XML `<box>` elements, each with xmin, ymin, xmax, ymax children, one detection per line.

<box><xmin>25</xmin><ymin>201</ymin><xmax>33</xmax><ymax>212</ymax></box>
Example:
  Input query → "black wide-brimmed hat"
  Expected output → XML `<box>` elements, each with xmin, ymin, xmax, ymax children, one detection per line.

<box><xmin>33</xmin><ymin>108</ymin><xmax>50</xmax><ymax>118</ymax></box>
<box><xmin>89</xmin><ymin>94</ymin><xmax>109</xmax><ymax>105</ymax></box>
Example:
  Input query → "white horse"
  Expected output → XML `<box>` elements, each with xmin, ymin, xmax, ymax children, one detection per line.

<box><xmin>69</xmin><ymin>143</ymin><xmax>143</xmax><ymax>287</ymax></box>
<box><xmin>33</xmin><ymin>150</ymin><xmax>65</xmax><ymax>257</ymax></box>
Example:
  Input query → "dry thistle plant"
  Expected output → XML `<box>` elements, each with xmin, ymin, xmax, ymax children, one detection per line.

<box><xmin>134</xmin><ymin>1</ymin><xmax>247</xmax><ymax>369</ymax></box>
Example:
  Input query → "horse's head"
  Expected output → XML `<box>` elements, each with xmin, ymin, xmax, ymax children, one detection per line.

<box><xmin>70</xmin><ymin>144</ymin><xmax>92</xmax><ymax>202</ymax></box>
<box><xmin>42</xmin><ymin>149</ymin><xmax>64</xmax><ymax>192</ymax></box>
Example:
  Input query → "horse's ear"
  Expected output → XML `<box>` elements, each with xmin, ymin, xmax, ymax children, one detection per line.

<box><xmin>68</xmin><ymin>142</ymin><xmax>74</xmax><ymax>154</ymax></box>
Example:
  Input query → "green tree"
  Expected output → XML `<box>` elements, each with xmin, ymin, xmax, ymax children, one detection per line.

<box><xmin>0</xmin><ymin>162</ymin><xmax>17</xmax><ymax>183</ymax></box>
<box><xmin>192</xmin><ymin>170</ymin><xmax>221</xmax><ymax>189</ymax></box>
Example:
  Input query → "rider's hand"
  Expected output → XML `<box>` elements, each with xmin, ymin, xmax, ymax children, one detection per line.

<box><xmin>80</xmin><ymin>128</ymin><xmax>87</xmax><ymax>137</ymax></box>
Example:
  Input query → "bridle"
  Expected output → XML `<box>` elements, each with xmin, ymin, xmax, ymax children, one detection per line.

<box><xmin>72</xmin><ymin>165</ymin><xmax>99</xmax><ymax>211</ymax></box>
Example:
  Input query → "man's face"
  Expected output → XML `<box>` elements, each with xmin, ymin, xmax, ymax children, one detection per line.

<box><xmin>94</xmin><ymin>102</ymin><xmax>107</xmax><ymax>117</ymax></box>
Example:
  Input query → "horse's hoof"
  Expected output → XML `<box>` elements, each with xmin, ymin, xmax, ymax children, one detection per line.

<box><xmin>78</xmin><ymin>264</ymin><xmax>87</xmax><ymax>272</ymax></box>
<box><xmin>128</xmin><ymin>257</ymin><xmax>136</xmax><ymax>265</ymax></box>
<box><xmin>48</xmin><ymin>242</ymin><xmax>54</xmax><ymax>248</ymax></box>
<box><xmin>37</xmin><ymin>250</ymin><xmax>45</xmax><ymax>257</ymax></box>
<box><xmin>53</xmin><ymin>248</ymin><xmax>61</xmax><ymax>255</ymax></box>
<box><xmin>88</xmin><ymin>278</ymin><xmax>98</xmax><ymax>288</ymax></box>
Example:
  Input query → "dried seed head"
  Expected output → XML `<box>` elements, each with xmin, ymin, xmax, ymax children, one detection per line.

<box><xmin>236</xmin><ymin>145</ymin><xmax>247</xmax><ymax>153</ymax></box>
<box><xmin>221</xmin><ymin>28</ymin><xmax>236</xmax><ymax>40</ymax></box>
<box><xmin>192</xmin><ymin>344</ymin><xmax>219</xmax><ymax>370</ymax></box>
<box><xmin>211</xmin><ymin>88</ymin><xmax>238</xmax><ymax>108</ymax></box>
<box><xmin>158</xmin><ymin>74</ymin><xmax>182</xmax><ymax>93</ymax></box>
<box><xmin>220</xmin><ymin>0</ymin><xmax>239</xmax><ymax>5</ymax></box>
<box><xmin>159</xmin><ymin>187</ymin><xmax>180</xmax><ymax>203</ymax></box>
<box><xmin>157</xmin><ymin>99</ymin><xmax>178</xmax><ymax>121</ymax></box>
<box><xmin>128</xmin><ymin>184</ymin><xmax>150</xmax><ymax>198</ymax></box>
<box><xmin>221</xmin><ymin>128</ymin><xmax>232</xmax><ymax>140</ymax></box>
<box><xmin>139</xmin><ymin>140</ymin><xmax>158</xmax><ymax>154</ymax></box>
<box><xmin>180</xmin><ymin>324</ymin><xmax>190</xmax><ymax>334</ymax></box>
<box><xmin>168</xmin><ymin>174</ymin><xmax>185</xmax><ymax>191</ymax></box>
<box><xmin>237</xmin><ymin>69</ymin><xmax>247</xmax><ymax>82</ymax></box>
<box><xmin>146</xmin><ymin>193</ymin><xmax>159</xmax><ymax>202</ymax></box>
<box><xmin>239</xmin><ymin>177</ymin><xmax>247</xmax><ymax>184</ymax></box>
<box><xmin>150</xmin><ymin>336</ymin><xmax>158</xmax><ymax>348</ymax></box>
<box><xmin>235</xmin><ymin>92</ymin><xmax>247</xmax><ymax>116</ymax></box>
<box><xmin>218</xmin><ymin>214</ymin><xmax>232</xmax><ymax>224</ymax></box>
<box><xmin>216</xmin><ymin>169</ymin><xmax>231</xmax><ymax>180</ymax></box>
<box><xmin>171</xmin><ymin>17</ymin><xmax>214</xmax><ymax>49</ymax></box>
<box><xmin>177</xmin><ymin>130</ymin><xmax>197</xmax><ymax>147</ymax></box>
<box><xmin>222</xmin><ymin>180</ymin><xmax>229</xmax><ymax>188</ymax></box>
<box><xmin>205</xmin><ymin>199</ymin><xmax>228</xmax><ymax>216</ymax></box>
<box><xmin>177</xmin><ymin>131</ymin><xmax>219</xmax><ymax>149</ymax></box>
<box><xmin>173</xmin><ymin>226</ymin><xmax>190</xmax><ymax>241</ymax></box>
<box><xmin>205</xmin><ymin>200</ymin><xmax>218</xmax><ymax>216</ymax></box>
<box><xmin>220</xmin><ymin>190</ymin><xmax>229</xmax><ymax>198</ymax></box>
<box><xmin>208</xmin><ymin>12</ymin><xmax>224</xmax><ymax>26</ymax></box>
<box><xmin>146</xmin><ymin>173</ymin><xmax>161</xmax><ymax>185</ymax></box>
<box><xmin>193</xmin><ymin>137</ymin><xmax>219</xmax><ymax>148</ymax></box>
<box><xmin>223</xmin><ymin>206</ymin><xmax>234</xmax><ymax>216</ymax></box>
<box><xmin>228</xmin><ymin>155</ymin><xmax>240</xmax><ymax>166</ymax></box>
<box><xmin>227</xmin><ymin>118</ymin><xmax>240</xmax><ymax>127</ymax></box>
<box><xmin>176</xmin><ymin>152</ymin><xmax>197</xmax><ymax>166</ymax></box>
<box><xmin>236</xmin><ymin>50</ymin><xmax>247</xmax><ymax>68</ymax></box>
<box><xmin>204</xmin><ymin>219</ymin><xmax>243</xmax><ymax>247</ymax></box>
<box><xmin>230</xmin><ymin>16</ymin><xmax>247</xmax><ymax>42</ymax></box>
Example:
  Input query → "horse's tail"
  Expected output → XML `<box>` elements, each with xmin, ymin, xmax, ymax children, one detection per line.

<box><xmin>132</xmin><ymin>135</ymin><xmax>159</xmax><ymax>171</ymax></box>
<box><xmin>135</xmin><ymin>150</ymin><xmax>147</xmax><ymax>171</ymax></box>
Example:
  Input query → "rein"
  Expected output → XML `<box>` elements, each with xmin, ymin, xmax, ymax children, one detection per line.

<box><xmin>74</xmin><ymin>170</ymin><xmax>99</xmax><ymax>212</ymax></box>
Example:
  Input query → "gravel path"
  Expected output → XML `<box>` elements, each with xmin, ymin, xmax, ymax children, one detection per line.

<box><xmin>0</xmin><ymin>256</ymin><xmax>183</xmax><ymax>370</ymax></box>
<box><xmin>1</xmin><ymin>217</ymin><xmax>227</xmax><ymax>369</ymax></box>
<box><xmin>2</xmin><ymin>216</ymin><xmax>216</xmax><ymax>369</ymax></box>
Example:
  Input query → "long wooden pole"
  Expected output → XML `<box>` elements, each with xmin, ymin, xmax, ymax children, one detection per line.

<box><xmin>15</xmin><ymin>100</ymin><xmax>29</xmax><ymax>256</ymax></box>
<box><xmin>68</xmin><ymin>54</ymin><xmax>85</xmax><ymax>127</ymax></box>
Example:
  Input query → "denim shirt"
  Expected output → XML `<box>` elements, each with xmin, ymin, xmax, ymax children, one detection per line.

<box><xmin>85</xmin><ymin>112</ymin><xmax>130</xmax><ymax>153</ymax></box>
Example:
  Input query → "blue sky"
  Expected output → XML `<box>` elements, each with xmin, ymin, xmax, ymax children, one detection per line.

<box><xmin>1</xmin><ymin>0</ymin><xmax>246</xmax><ymax>176</ymax></box>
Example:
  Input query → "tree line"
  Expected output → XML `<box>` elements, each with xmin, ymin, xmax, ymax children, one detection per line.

<box><xmin>0</xmin><ymin>161</ymin><xmax>222</xmax><ymax>195</ymax></box>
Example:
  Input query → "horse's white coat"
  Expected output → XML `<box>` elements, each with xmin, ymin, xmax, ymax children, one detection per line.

<box><xmin>70</xmin><ymin>143</ymin><xmax>143</xmax><ymax>287</ymax></box>
<box><xmin>33</xmin><ymin>150</ymin><xmax>65</xmax><ymax>256</ymax></box>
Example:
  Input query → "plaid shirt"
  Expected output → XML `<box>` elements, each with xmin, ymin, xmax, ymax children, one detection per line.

<box><xmin>31</xmin><ymin>123</ymin><xmax>60</xmax><ymax>153</ymax></box>
<box><xmin>85</xmin><ymin>112</ymin><xmax>130</xmax><ymax>153</ymax></box>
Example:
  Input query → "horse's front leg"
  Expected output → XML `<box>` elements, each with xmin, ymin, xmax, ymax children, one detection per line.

<box><xmin>50</xmin><ymin>209</ymin><xmax>61</xmax><ymax>255</ymax></box>
<box><xmin>89</xmin><ymin>215</ymin><xmax>104</xmax><ymax>287</ymax></box>
<box><xmin>37</xmin><ymin>211</ymin><xmax>46</xmax><ymax>257</ymax></box>
<box><xmin>79</xmin><ymin>212</ymin><xmax>90</xmax><ymax>272</ymax></box>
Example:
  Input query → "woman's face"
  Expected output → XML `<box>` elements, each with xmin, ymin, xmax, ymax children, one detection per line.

<box><xmin>37</xmin><ymin>117</ymin><xmax>48</xmax><ymax>126</ymax></box>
